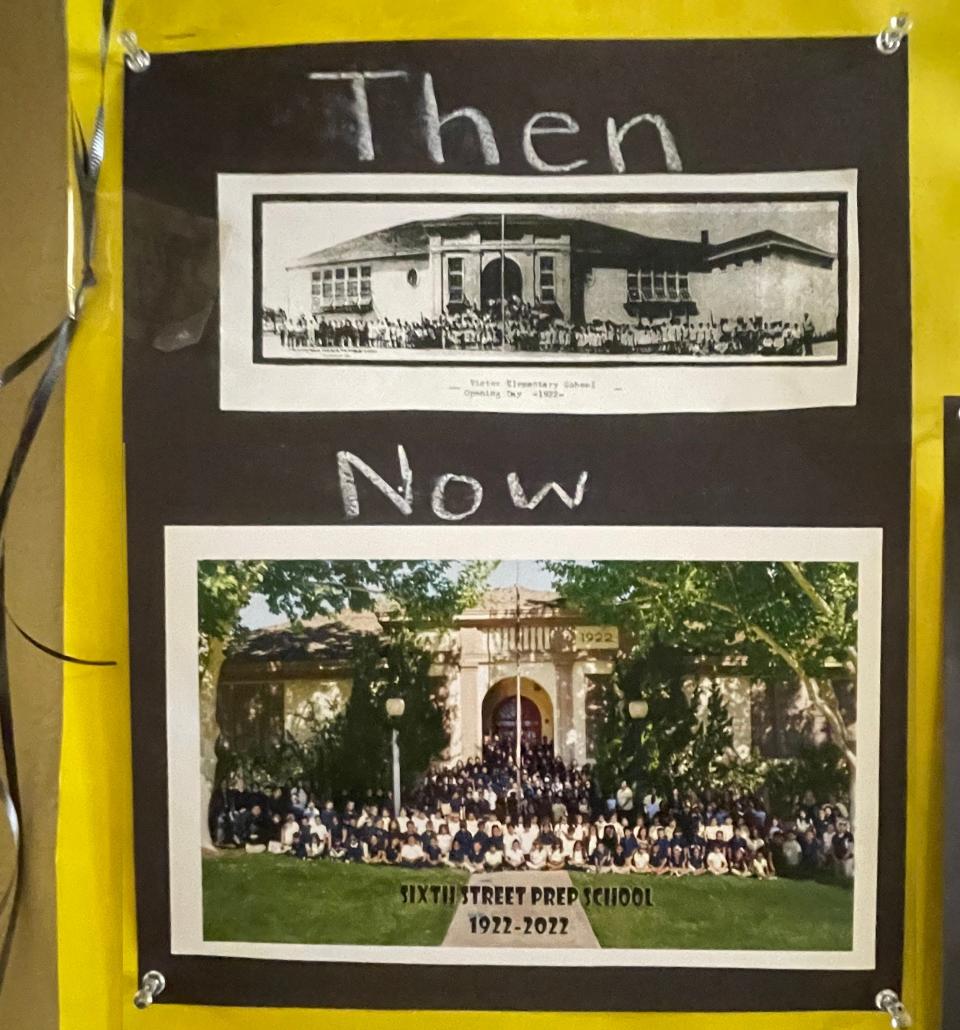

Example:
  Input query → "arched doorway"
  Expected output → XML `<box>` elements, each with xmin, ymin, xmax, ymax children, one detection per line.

<box><xmin>492</xmin><ymin>695</ymin><xmax>542</xmax><ymax>745</ymax></box>
<box><xmin>482</xmin><ymin>676</ymin><xmax>553</xmax><ymax>748</ymax></box>
<box><xmin>481</xmin><ymin>256</ymin><xmax>523</xmax><ymax>308</ymax></box>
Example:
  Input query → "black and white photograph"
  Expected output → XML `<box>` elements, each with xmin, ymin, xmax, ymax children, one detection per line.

<box><xmin>164</xmin><ymin>524</ymin><xmax>881</xmax><ymax>969</ymax></box>
<box><xmin>219</xmin><ymin>172</ymin><xmax>859</xmax><ymax>414</ymax></box>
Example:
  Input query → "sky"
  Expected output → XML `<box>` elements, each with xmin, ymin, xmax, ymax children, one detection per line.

<box><xmin>260</xmin><ymin>198</ymin><xmax>840</xmax><ymax>309</ymax></box>
<box><xmin>237</xmin><ymin>558</ymin><xmax>559</xmax><ymax>630</ymax></box>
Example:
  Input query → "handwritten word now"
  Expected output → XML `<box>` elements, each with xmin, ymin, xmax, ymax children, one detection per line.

<box><xmin>338</xmin><ymin>445</ymin><xmax>589</xmax><ymax>520</ymax></box>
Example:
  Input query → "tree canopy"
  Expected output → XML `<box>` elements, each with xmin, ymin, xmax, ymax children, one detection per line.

<box><xmin>546</xmin><ymin>559</ymin><xmax>858</xmax><ymax>771</ymax></box>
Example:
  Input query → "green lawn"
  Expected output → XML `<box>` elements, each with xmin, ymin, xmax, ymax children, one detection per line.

<box><xmin>569</xmin><ymin>872</ymin><xmax>854</xmax><ymax>951</ymax></box>
<box><xmin>202</xmin><ymin>854</ymin><xmax>853</xmax><ymax>952</ymax></box>
<box><xmin>202</xmin><ymin>853</ymin><xmax>468</xmax><ymax>945</ymax></box>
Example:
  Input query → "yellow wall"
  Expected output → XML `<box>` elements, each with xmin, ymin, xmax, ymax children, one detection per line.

<box><xmin>61</xmin><ymin>2</ymin><xmax>959</xmax><ymax>1028</ymax></box>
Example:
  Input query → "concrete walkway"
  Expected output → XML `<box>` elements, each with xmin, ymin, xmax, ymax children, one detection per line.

<box><xmin>442</xmin><ymin>870</ymin><xmax>600</xmax><ymax>948</ymax></box>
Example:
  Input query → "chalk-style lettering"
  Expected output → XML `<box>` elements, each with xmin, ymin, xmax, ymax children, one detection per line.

<box><xmin>431</xmin><ymin>473</ymin><xmax>484</xmax><ymax>521</ymax></box>
<box><xmin>337</xmin><ymin>445</ymin><xmax>413</xmax><ymax>518</ymax></box>
<box><xmin>606</xmin><ymin>113</ymin><xmax>683</xmax><ymax>173</ymax></box>
<box><xmin>421</xmin><ymin>73</ymin><xmax>500</xmax><ymax>166</ymax></box>
<box><xmin>507</xmin><ymin>471</ymin><xmax>589</xmax><ymax>510</ymax></box>
<box><xmin>522</xmin><ymin>112</ymin><xmax>588</xmax><ymax>173</ymax></box>
<box><xmin>308</xmin><ymin>70</ymin><xmax>407</xmax><ymax>161</ymax></box>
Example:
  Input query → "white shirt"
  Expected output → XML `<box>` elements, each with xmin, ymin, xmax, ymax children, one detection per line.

<box><xmin>707</xmin><ymin>851</ymin><xmax>727</xmax><ymax>873</ymax></box>
<box><xmin>400</xmin><ymin>842</ymin><xmax>425</xmax><ymax>863</ymax></box>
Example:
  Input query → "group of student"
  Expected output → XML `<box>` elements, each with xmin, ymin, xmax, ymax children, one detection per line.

<box><xmin>214</xmin><ymin>736</ymin><xmax>854</xmax><ymax>881</ymax></box>
<box><xmin>267</xmin><ymin>303</ymin><xmax>822</xmax><ymax>358</ymax></box>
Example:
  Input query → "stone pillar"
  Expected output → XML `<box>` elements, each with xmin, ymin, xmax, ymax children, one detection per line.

<box><xmin>458</xmin><ymin>664</ymin><xmax>481</xmax><ymax>760</ymax></box>
<box><xmin>554</xmin><ymin>661</ymin><xmax>574</xmax><ymax>762</ymax></box>
<box><xmin>570</xmin><ymin>660</ymin><xmax>589</xmax><ymax>766</ymax></box>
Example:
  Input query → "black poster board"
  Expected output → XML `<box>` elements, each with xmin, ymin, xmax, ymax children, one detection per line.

<box><xmin>123</xmin><ymin>37</ymin><xmax>910</xmax><ymax>1011</ymax></box>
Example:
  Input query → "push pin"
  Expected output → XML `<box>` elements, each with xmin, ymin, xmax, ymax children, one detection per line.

<box><xmin>133</xmin><ymin>970</ymin><xmax>166</xmax><ymax>1010</ymax></box>
<box><xmin>876</xmin><ymin>13</ymin><xmax>912</xmax><ymax>55</ymax></box>
<box><xmin>118</xmin><ymin>30</ymin><xmax>151</xmax><ymax>73</ymax></box>
<box><xmin>875</xmin><ymin>989</ymin><xmax>913</xmax><ymax>1029</ymax></box>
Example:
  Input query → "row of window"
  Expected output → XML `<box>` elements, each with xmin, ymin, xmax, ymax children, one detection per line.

<box><xmin>627</xmin><ymin>269</ymin><xmax>691</xmax><ymax>302</ymax></box>
<box><xmin>309</xmin><ymin>260</ymin><xmax>691</xmax><ymax>308</ymax></box>
<box><xmin>311</xmin><ymin>265</ymin><xmax>372</xmax><ymax>305</ymax></box>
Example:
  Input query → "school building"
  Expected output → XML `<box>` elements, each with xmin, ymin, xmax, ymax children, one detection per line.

<box><xmin>214</xmin><ymin>588</ymin><xmax>853</xmax><ymax>767</ymax></box>
<box><xmin>282</xmin><ymin>212</ymin><xmax>839</xmax><ymax>332</ymax></box>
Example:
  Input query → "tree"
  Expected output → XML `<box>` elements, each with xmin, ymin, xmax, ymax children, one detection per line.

<box><xmin>592</xmin><ymin>643</ymin><xmax>733</xmax><ymax>800</ymax></box>
<box><xmin>197</xmin><ymin>559</ymin><xmax>492</xmax><ymax>847</ymax></box>
<box><xmin>546</xmin><ymin>560</ymin><xmax>858</xmax><ymax>774</ymax></box>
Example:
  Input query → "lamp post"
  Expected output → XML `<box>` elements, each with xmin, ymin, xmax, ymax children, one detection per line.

<box><xmin>626</xmin><ymin>699</ymin><xmax>649</xmax><ymax>808</ymax></box>
<box><xmin>628</xmin><ymin>699</ymin><xmax>649</xmax><ymax>721</ymax></box>
<box><xmin>385</xmin><ymin>697</ymin><xmax>405</xmax><ymax>818</ymax></box>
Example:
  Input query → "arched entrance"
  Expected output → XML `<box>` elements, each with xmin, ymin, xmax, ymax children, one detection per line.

<box><xmin>493</xmin><ymin>696</ymin><xmax>542</xmax><ymax>744</ymax></box>
<box><xmin>481</xmin><ymin>256</ymin><xmax>523</xmax><ymax>308</ymax></box>
<box><xmin>482</xmin><ymin>676</ymin><xmax>553</xmax><ymax>748</ymax></box>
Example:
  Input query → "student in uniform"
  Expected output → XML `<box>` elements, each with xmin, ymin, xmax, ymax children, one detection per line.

<box><xmin>630</xmin><ymin>840</ymin><xmax>651</xmax><ymax>874</ymax></box>
<box><xmin>484</xmin><ymin>842</ymin><xmax>505</xmax><ymax>872</ymax></box>
<box><xmin>568</xmin><ymin>841</ymin><xmax>588</xmax><ymax>871</ymax></box>
<box><xmin>650</xmin><ymin>829</ymin><xmax>672</xmax><ymax>875</ymax></box>
<box><xmin>505</xmin><ymin>839</ymin><xmax>526</xmax><ymax>870</ymax></box>
<box><xmin>526</xmin><ymin>842</ymin><xmax>548</xmax><ymax>871</ymax></box>
<box><xmin>686</xmin><ymin>843</ymin><xmax>707</xmax><ymax>876</ymax></box>
<box><xmin>345</xmin><ymin>834</ymin><xmax>366</xmax><ymax>863</ymax></box>
<box><xmin>365</xmin><ymin>833</ymin><xmax>386</xmax><ymax>864</ymax></box>
<box><xmin>446</xmin><ymin>839</ymin><xmax>468</xmax><ymax>868</ymax></box>
<box><xmin>453</xmin><ymin>822</ymin><xmax>474</xmax><ymax>856</ymax></box>
<box><xmin>466</xmin><ymin>841</ymin><xmax>487</xmax><ymax>873</ymax></box>
<box><xmin>611</xmin><ymin>843</ymin><xmax>630</xmax><ymax>874</ymax></box>
<box><xmin>588</xmin><ymin>841</ymin><xmax>613</xmax><ymax>874</ymax></box>
<box><xmin>547</xmin><ymin>843</ymin><xmax>567</xmax><ymax>871</ymax></box>
<box><xmin>706</xmin><ymin>843</ymin><xmax>728</xmax><ymax>876</ymax></box>
<box><xmin>728</xmin><ymin>846</ymin><xmax>751</xmax><ymax>878</ymax></box>
<box><xmin>750</xmin><ymin>846</ymin><xmax>776</xmax><ymax>880</ymax></box>
<box><xmin>423</xmin><ymin>834</ymin><xmax>443</xmax><ymax>866</ymax></box>
<box><xmin>667</xmin><ymin>843</ymin><xmax>687</xmax><ymax>876</ymax></box>
<box><xmin>381</xmin><ymin>836</ymin><xmax>400</xmax><ymax>865</ymax></box>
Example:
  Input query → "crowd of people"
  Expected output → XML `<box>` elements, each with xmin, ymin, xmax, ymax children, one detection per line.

<box><xmin>265</xmin><ymin>299</ymin><xmax>824</xmax><ymax>358</ymax></box>
<box><xmin>213</xmin><ymin>735</ymin><xmax>854</xmax><ymax>881</ymax></box>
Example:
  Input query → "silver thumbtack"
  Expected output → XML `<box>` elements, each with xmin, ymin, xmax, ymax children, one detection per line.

<box><xmin>876</xmin><ymin>13</ymin><xmax>912</xmax><ymax>54</ymax></box>
<box><xmin>119</xmin><ymin>30</ymin><xmax>152</xmax><ymax>73</ymax></box>
<box><xmin>875</xmin><ymin>989</ymin><xmax>913</xmax><ymax>1029</ymax></box>
<box><xmin>133</xmin><ymin>970</ymin><xmax>166</xmax><ymax>1010</ymax></box>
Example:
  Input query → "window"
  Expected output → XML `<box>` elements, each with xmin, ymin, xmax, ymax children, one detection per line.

<box><xmin>448</xmin><ymin>256</ymin><xmax>464</xmax><ymax>303</ymax></box>
<box><xmin>630</xmin><ymin>266</ymin><xmax>689</xmax><ymax>304</ymax></box>
<box><xmin>538</xmin><ymin>254</ymin><xmax>555</xmax><ymax>303</ymax></box>
<box><xmin>312</xmin><ymin>264</ymin><xmax>373</xmax><ymax>309</ymax></box>
<box><xmin>627</xmin><ymin>270</ymin><xmax>639</xmax><ymax>301</ymax></box>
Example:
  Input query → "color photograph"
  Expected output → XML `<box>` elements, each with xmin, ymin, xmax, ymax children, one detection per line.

<box><xmin>164</xmin><ymin>526</ymin><xmax>881</xmax><ymax>968</ymax></box>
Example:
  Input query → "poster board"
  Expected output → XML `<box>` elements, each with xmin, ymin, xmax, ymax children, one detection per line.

<box><xmin>58</xmin><ymin>2</ymin><xmax>960</xmax><ymax>1030</ymax></box>
<box><xmin>122</xmin><ymin>33</ymin><xmax>907</xmax><ymax>1012</ymax></box>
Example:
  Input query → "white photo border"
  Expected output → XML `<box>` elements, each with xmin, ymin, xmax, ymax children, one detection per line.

<box><xmin>219</xmin><ymin>171</ymin><xmax>859</xmax><ymax>414</ymax></box>
<box><xmin>165</xmin><ymin>524</ymin><xmax>881</xmax><ymax>969</ymax></box>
